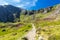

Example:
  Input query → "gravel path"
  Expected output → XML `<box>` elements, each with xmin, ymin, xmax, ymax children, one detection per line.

<box><xmin>18</xmin><ymin>23</ymin><xmax>36</xmax><ymax>40</ymax></box>
<box><xmin>25</xmin><ymin>23</ymin><xmax>36</xmax><ymax>40</ymax></box>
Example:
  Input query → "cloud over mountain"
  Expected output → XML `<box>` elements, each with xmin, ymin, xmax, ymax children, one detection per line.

<box><xmin>0</xmin><ymin>0</ymin><xmax>8</xmax><ymax>5</ymax></box>
<box><xmin>0</xmin><ymin>0</ymin><xmax>38</xmax><ymax>9</ymax></box>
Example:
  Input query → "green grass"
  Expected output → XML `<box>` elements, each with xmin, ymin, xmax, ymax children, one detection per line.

<box><xmin>35</xmin><ymin>12</ymin><xmax>52</xmax><ymax>18</ymax></box>
<box><xmin>48</xmin><ymin>35</ymin><xmax>60</xmax><ymax>40</ymax></box>
<box><xmin>35</xmin><ymin>21</ymin><xmax>60</xmax><ymax>40</ymax></box>
<box><xmin>34</xmin><ymin>20</ymin><xmax>60</xmax><ymax>28</ymax></box>
<box><xmin>0</xmin><ymin>22</ymin><xmax>32</xmax><ymax>40</ymax></box>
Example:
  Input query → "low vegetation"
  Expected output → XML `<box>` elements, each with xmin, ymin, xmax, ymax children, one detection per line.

<box><xmin>0</xmin><ymin>22</ymin><xmax>32</xmax><ymax>40</ymax></box>
<box><xmin>0</xmin><ymin>4</ymin><xmax>60</xmax><ymax>40</ymax></box>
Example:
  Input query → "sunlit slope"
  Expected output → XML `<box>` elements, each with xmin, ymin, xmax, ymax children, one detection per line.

<box><xmin>35</xmin><ymin>4</ymin><xmax>60</xmax><ymax>40</ymax></box>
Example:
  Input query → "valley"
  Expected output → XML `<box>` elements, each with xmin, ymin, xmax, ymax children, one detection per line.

<box><xmin>0</xmin><ymin>4</ymin><xmax>60</xmax><ymax>40</ymax></box>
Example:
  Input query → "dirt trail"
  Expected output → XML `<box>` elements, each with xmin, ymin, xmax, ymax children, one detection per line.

<box><xmin>17</xmin><ymin>23</ymin><xmax>36</xmax><ymax>40</ymax></box>
<box><xmin>25</xmin><ymin>23</ymin><xmax>36</xmax><ymax>40</ymax></box>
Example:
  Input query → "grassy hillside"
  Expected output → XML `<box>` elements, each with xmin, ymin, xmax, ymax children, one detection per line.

<box><xmin>0</xmin><ymin>4</ymin><xmax>60</xmax><ymax>40</ymax></box>
<box><xmin>35</xmin><ymin>4</ymin><xmax>60</xmax><ymax>40</ymax></box>
<box><xmin>0</xmin><ymin>22</ymin><xmax>32</xmax><ymax>40</ymax></box>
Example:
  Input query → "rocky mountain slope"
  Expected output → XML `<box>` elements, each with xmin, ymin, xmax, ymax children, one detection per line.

<box><xmin>0</xmin><ymin>5</ymin><xmax>21</xmax><ymax>22</ymax></box>
<box><xmin>0</xmin><ymin>5</ymin><xmax>54</xmax><ymax>22</ymax></box>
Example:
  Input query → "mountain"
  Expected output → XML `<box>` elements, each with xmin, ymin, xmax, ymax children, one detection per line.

<box><xmin>0</xmin><ymin>5</ymin><xmax>54</xmax><ymax>22</ymax></box>
<box><xmin>0</xmin><ymin>5</ymin><xmax>22</xmax><ymax>22</ymax></box>
<box><xmin>0</xmin><ymin>5</ymin><xmax>35</xmax><ymax>22</ymax></box>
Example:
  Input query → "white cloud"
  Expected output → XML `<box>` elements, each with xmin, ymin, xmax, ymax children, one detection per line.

<box><xmin>1</xmin><ymin>3</ymin><xmax>8</xmax><ymax>5</ymax></box>
<box><xmin>32</xmin><ymin>0</ymin><xmax>38</xmax><ymax>6</ymax></box>
<box><xmin>17</xmin><ymin>0</ymin><xmax>38</xmax><ymax>8</ymax></box>
<box><xmin>0</xmin><ymin>0</ymin><xmax>38</xmax><ymax>9</ymax></box>
<box><xmin>25</xmin><ymin>2</ymin><xmax>30</xmax><ymax>5</ymax></box>
<box><xmin>17</xmin><ymin>4</ymin><xmax>24</xmax><ymax>7</ymax></box>
<box><xmin>0</xmin><ymin>0</ymin><xmax>8</xmax><ymax>5</ymax></box>
<box><xmin>13</xmin><ymin>0</ymin><xmax>20</xmax><ymax>2</ymax></box>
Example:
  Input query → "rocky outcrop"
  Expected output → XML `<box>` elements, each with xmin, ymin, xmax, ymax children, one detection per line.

<box><xmin>37</xmin><ymin>6</ymin><xmax>53</xmax><ymax>13</ymax></box>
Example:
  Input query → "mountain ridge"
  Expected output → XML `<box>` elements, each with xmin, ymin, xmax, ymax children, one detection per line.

<box><xmin>0</xmin><ymin>4</ymin><xmax>56</xmax><ymax>22</ymax></box>
<box><xmin>0</xmin><ymin>5</ymin><xmax>21</xmax><ymax>22</ymax></box>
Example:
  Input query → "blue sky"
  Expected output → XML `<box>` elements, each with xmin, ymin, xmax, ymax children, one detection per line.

<box><xmin>0</xmin><ymin>0</ymin><xmax>60</xmax><ymax>10</ymax></box>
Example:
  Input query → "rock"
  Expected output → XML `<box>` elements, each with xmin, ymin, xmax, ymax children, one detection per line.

<box><xmin>22</xmin><ymin>37</ymin><xmax>28</xmax><ymax>40</ymax></box>
<box><xmin>2</xmin><ymin>29</ymin><xmax>6</xmax><ymax>32</ymax></box>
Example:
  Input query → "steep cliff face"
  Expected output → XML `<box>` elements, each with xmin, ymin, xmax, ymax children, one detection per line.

<box><xmin>0</xmin><ymin>5</ymin><xmax>21</xmax><ymax>22</ymax></box>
